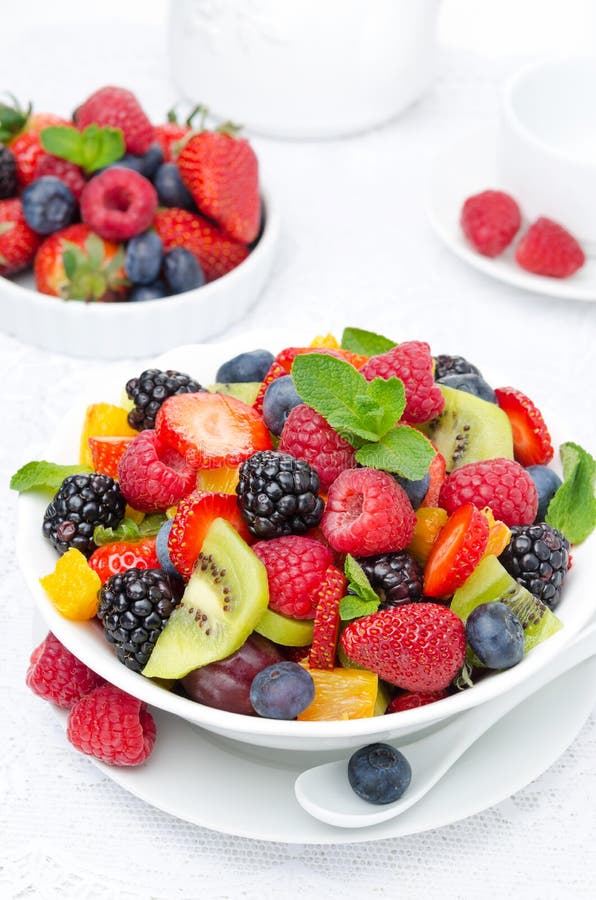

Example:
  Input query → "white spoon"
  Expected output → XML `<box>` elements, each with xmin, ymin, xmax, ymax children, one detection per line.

<box><xmin>295</xmin><ymin>621</ymin><xmax>596</xmax><ymax>828</ymax></box>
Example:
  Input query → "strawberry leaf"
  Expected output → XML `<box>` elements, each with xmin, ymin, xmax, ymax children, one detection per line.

<box><xmin>85</xmin><ymin>233</ymin><xmax>105</xmax><ymax>268</ymax></box>
<box><xmin>93</xmin><ymin>513</ymin><xmax>166</xmax><ymax>545</ymax></box>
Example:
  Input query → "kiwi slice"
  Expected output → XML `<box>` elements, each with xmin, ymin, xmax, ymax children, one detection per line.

<box><xmin>373</xmin><ymin>680</ymin><xmax>393</xmax><ymax>716</ymax></box>
<box><xmin>451</xmin><ymin>554</ymin><xmax>562</xmax><ymax>653</ymax></box>
<box><xmin>207</xmin><ymin>382</ymin><xmax>262</xmax><ymax>406</ymax></box>
<box><xmin>142</xmin><ymin>518</ymin><xmax>269</xmax><ymax>679</ymax></box>
<box><xmin>419</xmin><ymin>385</ymin><xmax>513</xmax><ymax>472</ymax></box>
<box><xmin>255</xmin><ymin>608</ymin><xmax>314</xmax><ymax>647</ymax></box>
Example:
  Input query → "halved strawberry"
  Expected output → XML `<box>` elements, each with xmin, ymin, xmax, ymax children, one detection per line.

<box><xmin>88</xmin><ymin>436</ymin><xmax>134</xmax><ymax>478</ymax></box>
<box><xmin>156</xmin><ymin>391</ymin><xmax>272</xmax><ymax>469</ymax></box>
<box><xmin>88</xmin><ymin>538</ymin><xmax>159</xmax><ymax>584</ymax></box>
<box><xmin>420</xmin><ymin>447</ymin><xmax>446</xmax><ymax>508</ymax></box>
<box><xmin>423</xmin><ymin>503</ymin><xmax>489</xmax><ymax>599</ymax></box>
<box><xmin>494</xmin><ymin>387</ymin><xmax>554</xmax><ymax>466</ymax></box>
<box><xmin>308</xmin><ymin>565</ymin><xmax>347</xmax><ymax>670</ymax></box>
<box><xmin>168</xmin><ymin>491</ymin><xmax>251</xmax><ymax>578</ymax></box>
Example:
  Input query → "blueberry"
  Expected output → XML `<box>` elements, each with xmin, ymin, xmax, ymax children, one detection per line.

<box><xmin>125</xmin><ymin>231</ymin><xmax>164</xmax><ymax>284</ymax></box>
<box><xmin>108</xmin><ymin>143</ymin><xmax>164</xmax><ymax>180</ymax></box>
<box><xmin>262</xmin><ymin>375</ymin><xmax>303</xmax><ymax>435</ymax></box>
<box><xmin>163</xmin><ymin>247</ymin><xmax>205</xmax><ymax>294</ymax></box>
<box><xmin>129</xmin><ymin>279</ymin><xmax>168</xmax><ymax>301</ymax></box>
<box><xmin>526</xmin><ymin>465</ymin><xmax>562</xmax><ymax>521</ymax></box>
<box><xmin>154</xmin><ymin>162</ymin><xmax>196</xmax><ymax>210</ymax></box>
<box><xmin>249</xmin><ymin>661</ymin><xmax>315</xmax><ymax>719</ymax></box>
<box><xmin>437</xmin><ymin>373</ymin><xmax>497</xmax><ymax>404</ymax></box>
<box><xmin>348</xmin><ymin>743</ymin><xmax>412</xmax><ymax>805</ymax></box>
<box><xmin>395</xmin><ymin>472</ymin><xmax>431</xmax><ymax>509</ymax></box>
<box><xmin>156</xmin><ymin>519</ymin><xmax>182</xmax><ymax>579</ymax></box>
<box><xmin>22</xmin><ymin>176</ymin><xmax>76</xmax><ymax>234</ymax></box>
<box><xmin>216</xmin><ymin>349</ymin><xmax>275</xmax><ymax>383</ymax></box>
<box><xmin>466</xmin><ymin>602</ymin><xmax>525</xmax><ymax>669</ymax></box>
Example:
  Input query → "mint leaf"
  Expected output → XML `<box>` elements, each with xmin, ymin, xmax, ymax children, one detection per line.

<box><xmin>355</xmin><ymin>426</ymin><xmax>436</xmax><ymax>479</ymax></box>
<box><xmin>93</xmin><ymin>513</ymin><xmax>167</xmax><ymax>546</ymax></box>
<box><xmin>546</xmin><ymin>442</ymin><xmax>596</xmax><ymax>543</ymax></box>
<box><xmin>40</xmin><ymin>124</ymin><xmax>124</xmax><ymax>173</ymax></box>
<box><xmin>366</xmin><ymin>377</ymin><xmax>406</xmax><ymax>435</ymax></box>
<box><xmin>40</xmin><ymin>126</ymin><xmax>84</xmax><ymax>163</ymax></box>
<box><xmin>340</xmin><ymin>555</ymin><xmax>381</xmax><ymax>621</ymax></box>
<box><xmin>10</xmin><ymin>460</ymin><xmax>92</xmax><ymax>493</ymax></box>
<box><xmin>341</xmin><ymin>327</ymin><xmax>396</xmax><ymax>357</ymax></box>
<box><xmin>339</xmin><ymin>594</ymin><xmax>380</xmax><ymax>621</ymax></box>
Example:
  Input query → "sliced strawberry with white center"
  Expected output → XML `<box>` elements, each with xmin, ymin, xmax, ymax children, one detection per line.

<box><xmin>308</xmin><ymin>566</ymin><xmax>347</xmax><ymax>669</ymax></box>
<box><xmin>168</xmin><ymin>491</ymin><xmax>252</xmax><ymax>579</ymax></box>
<box><xmin>494</xmin><ymin>387</ymin><xmax>554</xmax><ymax>467</ymax></box>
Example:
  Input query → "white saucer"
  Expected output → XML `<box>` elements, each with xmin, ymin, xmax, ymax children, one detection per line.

<box><xmin>48</xmin><ymin>653</ymin><xmax>596</xmax><ymax>844</ymax></box>
<box><xmin>426</xmin><ymin>129</ymin><xmax>596</xmax><ymax>302</ymax></box>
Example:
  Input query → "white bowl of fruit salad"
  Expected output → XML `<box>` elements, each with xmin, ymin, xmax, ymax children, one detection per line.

<box><xmin>0</xmin><ymin>87</ymin><xmax>278</xmax><ymax>358</ymax></box>
<box><xmin>15</xmin><ymin>327</ymin><xmax>596</xmax><ymax>757</ymax></box>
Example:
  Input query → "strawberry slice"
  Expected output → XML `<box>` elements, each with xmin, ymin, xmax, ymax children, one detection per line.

<box><xmin>88</xmin><ymin>436</ymin><xmax>134</xmax><ymax>478</ymax></box>
<box><xmin>494</xmin><ymin>387</ymin><xmax>554</xmax><ymax>467</ymax></box>
<box><xmin>168</xmin><ymin>491</ymin><xmax>252</xmax><ymax>579</ymax></box>
<box><xmin>420</xmin><ymin>447</ymin><xmax>446</xmax><ymax>508</ymax></box>
<box><xmin>308</xmin><ymin>565</ymin><xmax>347</xmax><ymax>670</ymax></box>
<box><xmin>252</xmin><ymin>360</ymin><xmax>287</xmax><ymax>414</ymax></box>
<box><xmin>156</xmin><ymin>391</ymin><xmax>272</xmax><ymax>469</ymax></box>
<box><xmin>88</xmin><ymin>538</ymin><xmax>159</xmax><ymax>584</ymax></box>
<box><xmin>423</xmin><ymin>503</ymin><xmax>489</xmax><ymax>599</ymax></box>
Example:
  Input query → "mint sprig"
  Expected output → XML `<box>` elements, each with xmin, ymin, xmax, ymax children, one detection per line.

<box><xmin>291</xmin><ymin>353</ymin><xmax>435</xmax><ymax>479</ymax></box>
<box><xmin>546</xmin><ymin>442</ymin><xmax>596</xmax><ymax>544</ymax></box>
<box><xmin>341</xmin><ymin>327</ymin><xmax>396</xmax><ymax>357</ymax></box>
<box><xmin>339</xmin><ymin>555</ymin><xmax>381</xmax><ymax>621</ymax></box>
<box><xmin>40</xmin><ymin>124</ymin><xmax>125</xmax><ymax>173</ymax></box>
<box><xmin>10</xmin><ymin>460</ymin><xmax>92</xmax><ymax>493</ymax></box>
<box><xmin>93</xmin><ymin>514</ymin><xmax>166</xmax><ymax>546</ymax></box>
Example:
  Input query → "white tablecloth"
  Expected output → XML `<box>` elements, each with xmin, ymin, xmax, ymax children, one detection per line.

<box><xmin>2</xmin><ymin>10</ymin><xmax>596</xmax><ymax>900</ymax></box>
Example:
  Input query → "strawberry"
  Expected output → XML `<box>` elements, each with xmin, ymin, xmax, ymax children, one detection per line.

<box><xmin>0</xmin><ymin>95</ymin><xmax>31</xmax><ymax>144</ymax></box>
<box><xmin>308</xmin><ymin>566</ymin><xmax>346</xmax><ymax>669</ymax></box>
<box><xmin>252</xmin><ymin>360</ymin><xmax>288</xmax><ymax>414</ymax></box>
<box><xmin>156</xmin><ymin>391</ymin><xmax>272</xmax><ymax>469</ymax></box>
<box><xmin>177</xmin><ymin>128</ymin><xmax>260</xmax><ymax>243</ymax></box>
<box><xmin>0</xmin><ymin>198</ymin><xmax>40</xmax><ymax>275</ymax></box>
<box><xmin>168</xmin><ymin>490</ymin><xmax>251</xmax><ymax>579</ymax></box>
<box><xmin>26</xmin><ymin>112</ymin><xmax>70</xmax><ymax>133</ymax></box>
<box><xmin>420</xmin><ymin>447</ymin><xmax>446</xmax><ymax>508</ymax></box>
<box><xmin>75</xmin><ymin>86</ymin><xmax>154</xmax><ymax>155</ymax></box>
<box><xmin>34</xmin><ymin>223</ymin><xmax>128</xmax><ymax>300</ymax></box>
<box><xmin>88</xmin><ymin>538</ymin><xmax>159</xmax><ymax>584</ymax></box>
<box><xmin>386</xmin><ymin>689</ymin><xmax>449</xmax><ymax>713</ymax></box>
<box><xmin>494</xmin><ymin>386</ymin><xmax>554</xmax><ymax>467</ymax></box>
<box><xmin>10</xmin><ymin>130</ymin><xmax>45</xmax><ymax>186</ymax></box>
<box><xmin>340</xmin><ymin>602</ymin><xmax>466</xmax><ymax>691</ymax></box>
<box><xmin>515</xmin><ymin>217</ymin><xmax>585</xmax><ymax>278</ymax></box>
<box><xmin>154</xmin><ymin>122</ymin><xmax>190</xmax><ymax>162</ymax></box>
<box><xmin>153</xmin><ymin>207</ymin><xmax>249</xmax><ymax>282</ymax></box>
<box><xmin>88</xmin><ymin>436</ymin><xmax>134</xmax><ymax>477</ymax></box>
<box><xmin>423</xmin><ymin>503</ymin><xmax>489</xmax><ymax>599</ymax></box>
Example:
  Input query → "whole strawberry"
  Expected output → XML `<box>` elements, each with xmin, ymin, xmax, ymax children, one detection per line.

<box><xmin>177</xmin><ymin>127</ymin><xmax>260</xmax><ymax>243</ymax></box>
<box><xmin>75</xmin><ymin>85</ymin><xmax>154</xmax><ymax>155</ymax></box>
<box><xmin>340</xmin><ymin>603</ymin><xmax>466</xmax><ymax>691</ymax></box>
<box><xmin>34</xmin><ymin>223</ymin><xmax>128</xmax><ymax>300</ymax></box>
<box><xmin>154</xmin><ymin>207</ymin><xmax>249</xmax><ymax>281</ymax></box>
<box><xmin>0</xmin><ymin>198</ymin><xmax>40</xmax><ymax>275</ymax></box>
<box><xmin>515</xmin><ymin>217</ymin><xmax>585</xmax><ymax>278</ymax></box>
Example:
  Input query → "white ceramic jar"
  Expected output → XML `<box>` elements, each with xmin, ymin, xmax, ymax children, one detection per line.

<box><xmin>168</xmin><ymin>0</ymin><xmax>440</xmax><ymax>139</ymax></box>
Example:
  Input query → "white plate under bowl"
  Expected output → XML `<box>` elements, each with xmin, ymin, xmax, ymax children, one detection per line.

<box><xmin>0</xmin><ymin>193</ymin><xmax>279</xmax><ymax>359</ymax></box>
<box><xmin>16</xmin><ymin>329</ymin><xmax>596</xmax><ymax>752</ymax></box>
<box><xmin>427</xmin><ymin>129</ymin><xmax>596</xmax><ymax>302</ymax></box>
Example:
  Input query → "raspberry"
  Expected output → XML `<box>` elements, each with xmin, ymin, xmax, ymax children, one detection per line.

<box><xmin>386</xmin><ymin>689</ymin><xmax>449</xmax><ymax>713</ymax></box>
<box><xmin>439</xmin><ymin>458</ymin><xmax>538</xmax><ymax>527</ymax></box>
<box><xmin>117</xmin><ymin>429</ymin><xmax>197</xmax><ymax>512</ymax></box>
<box><xmin>460</xmin><ymin>190</ymin><xmax>521</xmax><ymax>257</ymax></box>
<box><xmin>321</xmin><ymin>467</ymin><xmax>416</xmax><ymax>556</ymax></box>
<box><xmin>252</xmin><ymin>535</ymin><xmax>335</xmax><ymax>619</ymax></box>
<box><xmin>33</xmin><ymin>154</ymin><xmax>86</xmax><ymax>200</ymax></box>
<box><xmin>26</xmin><ymin>632</ymin><xmax>104</xmax><ymax>709</ymax></box>
<box><xmin>278</xmin><ymin>404</ymin><xmax>356</xmax><ymax>491</ymax></box>
<box><xmin>67</xmin><ymin>684</ymin><xmax>156</xmax><ymax>766</ymax></box>
<box><xmin>80</xmin><ymin>167</ymin><xmax>157</xmax><ymax>241</ymax></box>
<box><xmin>75</xmin><ymin>86</ymin><xmax>154</xmax><ymax>155</ymax></box>
<box><xmin>515</xmin><ymin>217</ymin><xmax>585</xmax><ymax>278</ymax></box>
<box><xmin>360</xmin><ymin>341</ymin><xmax>444</xmax><ymax>424</ymax></box>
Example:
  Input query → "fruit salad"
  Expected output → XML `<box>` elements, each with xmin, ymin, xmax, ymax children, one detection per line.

<box><xmin>0</xmin><ymin>88</ymin><xmax>260</xmax><ymax>301</ymax></box>
<box><xmin>13</xmin><ymin>327</ymin><xmax>596</xmax><ymax>767</ymax></box>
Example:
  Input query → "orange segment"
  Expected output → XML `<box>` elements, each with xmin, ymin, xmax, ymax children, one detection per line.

<box><xmin>40</xmin><ymin>548</ymin><xmax>101</xmax><ymax>620</ymax></box>
<box><xmin>481</xmin><ymin>507</ymin><xmax>511</xmax><ymax>558</ymax></box>
<box><xmin>196</xmin><ymin>465</ymin><xmax>240</xmax><ymax>494</ymax></box>
<box><xmin>309</xmin><ymin>333</ymin><xmax>340</xmax><ymax>349</ymax></box>
<box><xmin>79</xmin><ymin>403</ymin><xmax>137</xmax><ymax>466</ymax></box>
<box><xmin>408</xmin><ymin>507</ymin><xmax>448</xmax><ymax>566</ymax></box>
<box><xmin>297</xmin><ymin>666</ymin><xmax>378</xmax><ymax>721</ymax></box>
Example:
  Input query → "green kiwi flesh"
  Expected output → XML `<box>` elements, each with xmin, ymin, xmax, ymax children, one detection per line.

<box><xmin>451</xmin><ymin>554</ymin><xmax>562</xmax><ymax>654</ymax></box>
<box><xmin>207</xmin><ymin>382</ymin><xmax>262</xmax><ymax>406</ymax></box>
<box><xmin>143</xmin><ymin>518</ymin><xmax>269</xmax><ymax>679</ymax></box>
<box><xmin>419</xmin><ymin>385</ymin><xmax>513</xmax><ymax>472</ymax></box>
<box><xmin>254</xmin><ymin>608</ymin><xmax>314</xmax><ymax>647</ymax></box>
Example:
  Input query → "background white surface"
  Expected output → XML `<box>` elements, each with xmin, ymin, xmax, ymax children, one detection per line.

<box><xmin>1</xmin><ymin>2</ymin><xmax>596</xmax><ymax>898</ymax></box>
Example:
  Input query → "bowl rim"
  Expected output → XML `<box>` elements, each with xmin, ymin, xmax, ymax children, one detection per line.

<box><xmin>501</xmin><ymin>56</ymin><xmax>596</xmax><ymax>169</ymax></box>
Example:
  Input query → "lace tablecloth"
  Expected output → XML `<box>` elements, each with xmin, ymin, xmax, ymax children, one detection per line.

<box><xmin>2</xmin><ymin>15</ymin><xmax>596</xmax><ymax>900</ymax></box>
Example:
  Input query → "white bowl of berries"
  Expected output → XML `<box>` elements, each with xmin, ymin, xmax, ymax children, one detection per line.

<box><xmin>15</xmin><ymin>327</ymin><xmax>596</xmax><ymax>760</ymax></box>
<box><xmin>0</xmin><ymin>88</ymin><xmax>278</xmax><ymax>358</ymax></box>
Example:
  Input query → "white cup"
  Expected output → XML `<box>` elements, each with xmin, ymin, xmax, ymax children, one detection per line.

<box><xmin>168</xmin><ymin>0</ymin><xmax>440</xmax><ymax>140</ymax></box>
<box><xmin>498</xmin><ymin>57</ymin><xmax>596</xmax><ymax>255</ymax></box>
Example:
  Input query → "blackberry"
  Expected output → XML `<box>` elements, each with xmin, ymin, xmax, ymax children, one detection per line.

<box><xmin>236</xmin><ymin>449</ymin><xmax>324</xmax><ymax>539</ymax></box>
<box><xmin>0</xmin><ymin>145</ymin><xmax>17</xmax><ymax>199</ymax></box>
<box><xmin>126</xmin><ymin>368</ymin><xmax>204</xmax><ymax>430</ymax></box>
<box><xmin>356</xmin><ymin>551</ymin><xmax>423</xmax><ymax>609</ymax></box>
<box><xmin>43</xmin><ymin>473</ymin><xmax>126</xmax><ymax>557</ymax></box>
<box><xmin>499</xmin><ymin>523</ymin><xmax>570</xmax><ymax>610</ymax></box>
<box><xmin>434</xmin><ymin>354</ymin><xmax>481</xmax><ymax>381</ymax></box>
<box><xmin>98</xmin><ymin>568</ymin><xmax>177</xmax><ymax>672</ymax></box>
